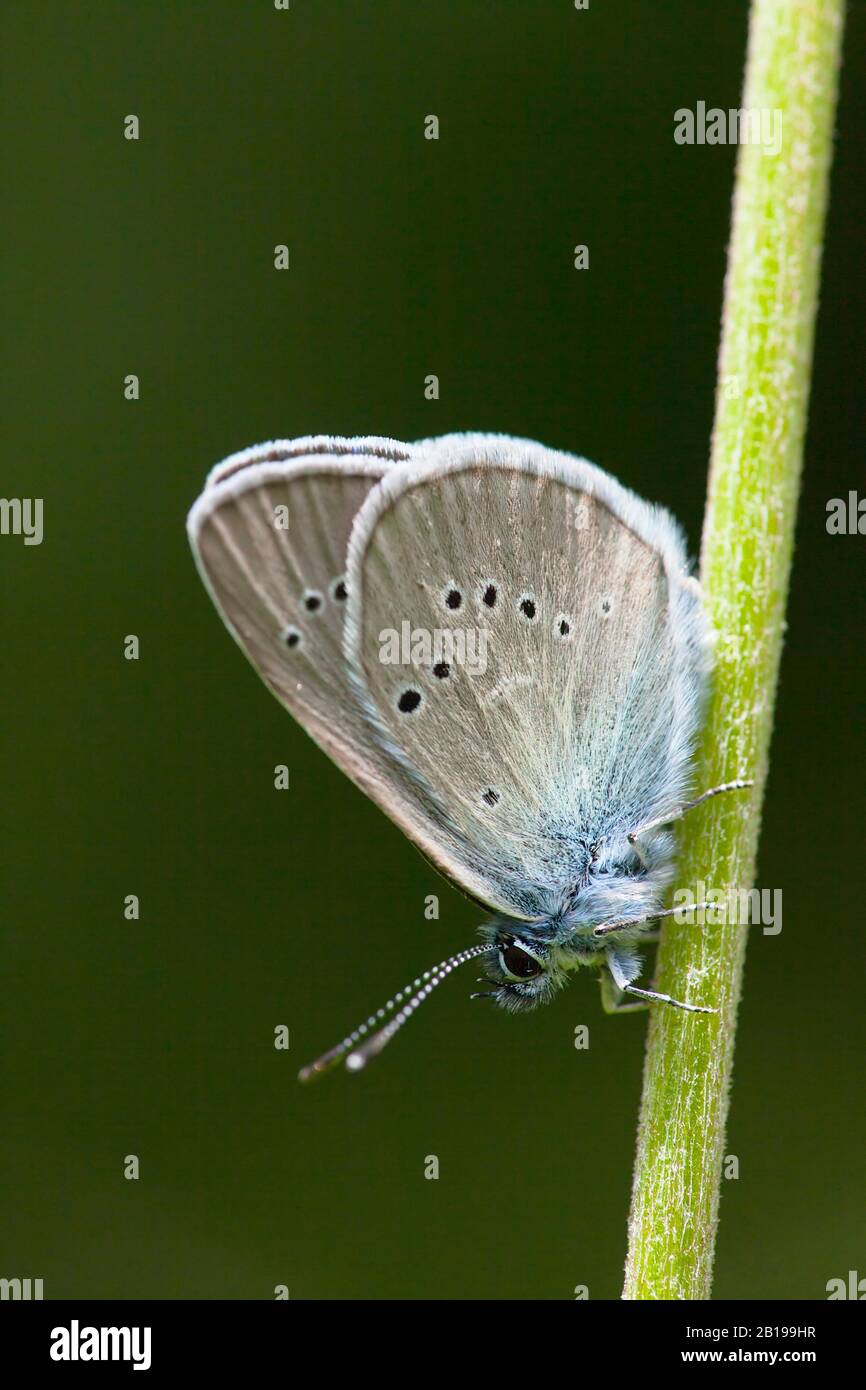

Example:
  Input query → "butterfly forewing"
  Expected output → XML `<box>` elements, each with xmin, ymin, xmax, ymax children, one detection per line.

<box><xmin>344</xmin><ymin>439</ymin><xmax>708</xmax><ymax>920</ymax></box>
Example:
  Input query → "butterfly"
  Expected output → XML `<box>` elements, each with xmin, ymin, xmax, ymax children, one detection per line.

<box><xmin>187</xmin><ymin>433</ymin><xmax>750</xmax><ymax>1079</ymax></box>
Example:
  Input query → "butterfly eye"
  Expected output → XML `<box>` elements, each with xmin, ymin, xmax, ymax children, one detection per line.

<box><xmin>499</xmin><ymin>942</ymin><xmax>543</xmax><ymax>980</ymax></box>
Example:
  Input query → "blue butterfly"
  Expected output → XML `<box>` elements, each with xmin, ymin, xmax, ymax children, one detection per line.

<box><xmin>188</xmin><ymin>433</ymin><xmax>750</xmax><ymax>1078</ymax></box>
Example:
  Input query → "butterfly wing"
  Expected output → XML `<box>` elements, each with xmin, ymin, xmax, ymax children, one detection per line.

<box><xmin>188</xmin><ymin>439</ymin><xmax>407</xmax><ymax>767</ymax></box>
<box><xmin>343</xmin><ymin>435</ymin><xmax>709</xmax><ymax>921</ymax></box>
<box><xmin>187</xmin><ymin>436</ymin><xmax>516</xmax><ymax>909</ymax></box>
<box><xmin>203</xmin><ymin>434</ymin><xmax>413</xmax><ymax>489</ymax></box>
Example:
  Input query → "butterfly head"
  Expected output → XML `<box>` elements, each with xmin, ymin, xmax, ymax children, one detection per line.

<box><xmin>474</xmin><ymin>926</ymin><xmax>565</xmax><ymax>1012</ymax></box>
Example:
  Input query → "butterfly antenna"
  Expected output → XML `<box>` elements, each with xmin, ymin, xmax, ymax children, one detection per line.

<box><xmin>297</xmin><ymin>943</ymin><xmax>492</xmax><ymax>1083</ymax></box>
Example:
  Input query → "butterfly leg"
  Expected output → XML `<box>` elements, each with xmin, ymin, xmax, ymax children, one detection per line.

<box><xmin>621</xmin><ymin>984</ymin><xmax>716</xmax><ymax>1014</ymax></box>
<box><xmin>599</xmin><ymin>970</ymin><xmax>649</xmax><ymax>1014</ymax></box>
<box><xmin>600</xmin><ymin>948</ymin><xmax>648</xmax><ymax>1014</ymax></box>
<box><xmin>627</xmin><ymin>779</ymin><xmax>753</xmax><ymax>866</ymax></box>
<box><xmin>602</xmin><ymin>947</ymin><xmax>716</xmax><ymax>1016</ymax></box>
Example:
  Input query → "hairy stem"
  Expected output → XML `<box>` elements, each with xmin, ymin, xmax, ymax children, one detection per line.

<box><xmin>623</xmin><ymin>0</ymin><xmax>844</xmax><ymax>1300</ymax></box>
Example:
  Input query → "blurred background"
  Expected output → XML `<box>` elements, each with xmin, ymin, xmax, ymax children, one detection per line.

<box><xmin>2</xmin><ymin>1</ymin><xmax>863</xmax><ymax>1300</ymax></box>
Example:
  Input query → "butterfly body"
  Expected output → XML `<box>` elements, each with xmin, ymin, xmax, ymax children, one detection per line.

<box><xmin>476</xmin><ymin>817</ymin><xmax>677</xmax><ymax>1009</ymax></box>
<box><xmin>188</xmin><ymin>433</ymin><xmax>747</xmax><ymax>1074</ymax></box>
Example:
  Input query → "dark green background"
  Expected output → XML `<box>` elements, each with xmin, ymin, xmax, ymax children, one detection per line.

<box><xmin>3</xmin><ymin>1</ymin><xmax>863</xmax><ymax>1300</ymax></box>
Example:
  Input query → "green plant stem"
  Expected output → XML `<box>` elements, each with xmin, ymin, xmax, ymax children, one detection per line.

<box><xmin>622</xmin><ymin>0</ymin><xmax>844</xmax><ymax>1301</ymax></box>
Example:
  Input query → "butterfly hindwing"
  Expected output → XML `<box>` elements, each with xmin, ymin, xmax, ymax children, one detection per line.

<box><xmin>189</xmin><ymin>442</ymin><xmax>398</xmax><ymax>768</ymax></box>
<box><xmin>187</xmin><ymin>437</ymin><xmax>520</xmax><ymax>910</ymax></box>
<box><xmin>203</xmin><ymin>434</ymin><xmax>414</xmax><ymax>489</ymax></box>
